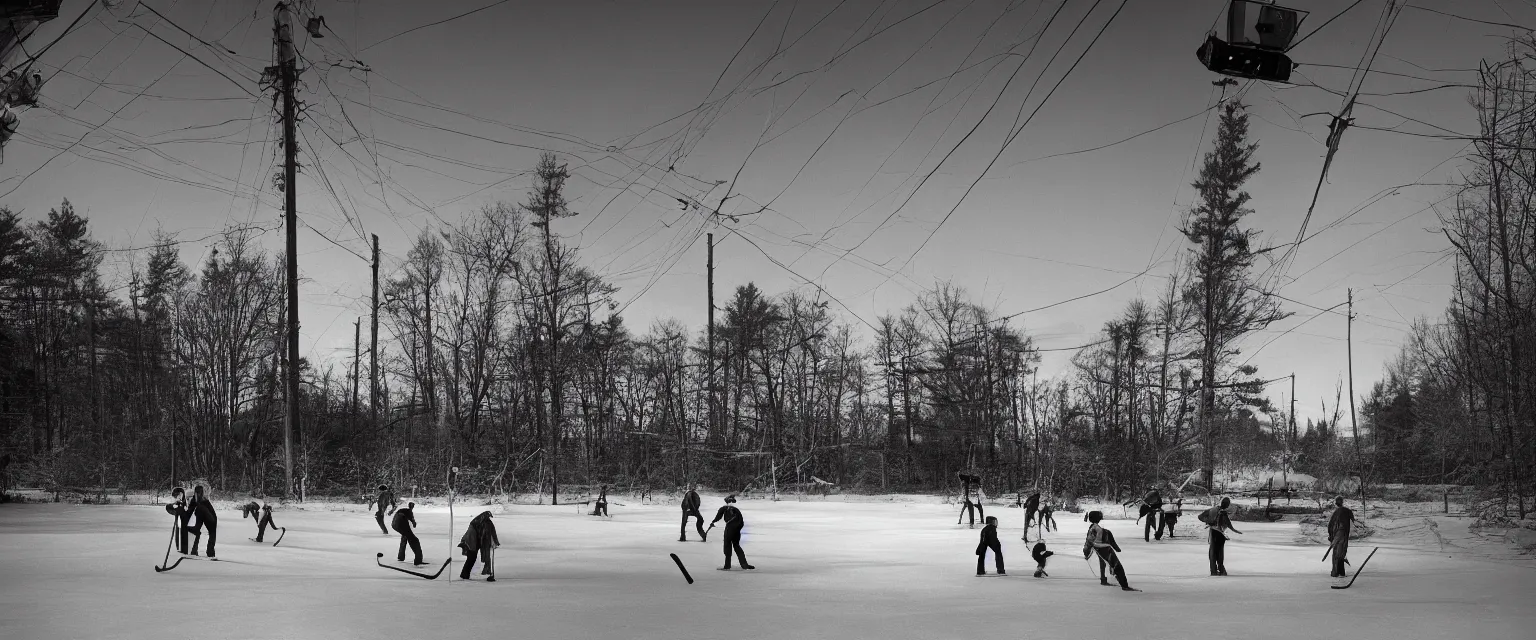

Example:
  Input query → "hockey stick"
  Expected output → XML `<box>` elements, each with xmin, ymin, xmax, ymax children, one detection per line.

<box><xmin>376</xmin><ymin>553</ymin><xmax>450</xmax><ymax>579</ymax></box>
<box><xmin>670</xmin><ymin>553</ymin><xmax>695</xmax><ymax>584</ymax></box>
<box><xmin>486</xmin><ymin>545</ymin><xmax>496</xmax><ymax>582</ymax></box>
<box><xmin>271</xmin><ymin>527</ymin><xmax>286</xmax><ymax>547</ymax></box>
<box><xmin>155</xmin><ymin>516</ymin><xmax>178</xmax><ymax>572</ymax></box>
<box><xmin>1330</xmin><ymin>547</ymin><xmax>1378</xmax><ymax>589</ymax></box>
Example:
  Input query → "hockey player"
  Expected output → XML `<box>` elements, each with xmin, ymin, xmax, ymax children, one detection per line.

<box><xmin>1199</xmin><ymin>497</ymin><xmax>1243</xmax><ymax>576</ymax></box>
<box><xmin>1082</xmin><ymin>511</ymin><xmax>1136</xmax><ymax>591</ymax></box>
<box><xmin>368</xmin><ymin>484</ymin><xmax>397</xmax><ymax>535</ymax></box>
<box><xmin>1021</xmin><ymin>490</ymin><xmax>1041</xmax><ymax>540</ymax></box>
<box><xmin>164</xmin><ymin>487</ymin><xmax>194</xmax><ymax>554</ymax></box>
<box><xmin>457</xmin><ymin>511</ymin><xmax>499</xmax><ymax>580</ymax></box>
<box><xmin>1326</xmin><ymin>496</ymin><xmax>1354</xmax><ymax>578</ymax></box>
<box><xmin>1039</xmin><ymin>499</ymin><xmax>1057</xmax><ymax>533</ymax></box>
<box><xmin>240</xmin><ymin>500</ymin><xmax>279</xmax><ymax>542</ymax></box>
<box><xmin>680</xmin><ymin>484</ymin><xmax>706</xmax><ymax>542</ymax></box>
<box><xmin>958</xmin><ymin>473</ymin><xmax>984</xmax><ymax>527</ymax></box>
<box><xmin>975</xmin><ymin>515</ymin><xmax>1004</xmax><ymax>575</ymax></box>
<box><xmin>1031</xmin><ymin>541</ymin><xmax>1054</xmax><ymax>577</ymax></box>
<box><xmin>1160</xmin><ymin>499</ymin><xmax>1182</xmax><ymax>538</ymax></box>
<box><xmin>188</xmin><ymin>485</ymin><xmax>218</xmax><ymax>558</ymax></box>
<box><xmin>591</xmin><ymin>484</ymin><xmax>609</xmax><ymax>517</ymax></box>
<box><xmin>393</xmin><ymin>501</ymin><xmax>423</xmax><ymax>565</ymax></box>
<box><xmin>710</xmin><ymin>495</ymin><xmax>753</xmax><ymax>570</ymax></box>
<box><xmin>1125</xmin><ymin>485</ymin><xmax>1164</xmax><ymax>541</ymax></box>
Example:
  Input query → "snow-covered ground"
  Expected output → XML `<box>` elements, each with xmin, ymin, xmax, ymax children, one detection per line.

<box><xmin>2</xmin><ymin>496</ymin><xmax>1532</xmax><ymax>640</ymax></box>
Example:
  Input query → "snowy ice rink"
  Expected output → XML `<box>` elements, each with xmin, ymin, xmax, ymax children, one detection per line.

<box><xmin>2</xmin><ymin>497</ymin><xmax>1532</xmax><ymax>639</ymax></box>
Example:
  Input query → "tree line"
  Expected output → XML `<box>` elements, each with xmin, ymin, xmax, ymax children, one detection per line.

<box><xmin>2</xmin><ymin>52</ymin><xmax>1526</xmax><ymax>510</ymax></box>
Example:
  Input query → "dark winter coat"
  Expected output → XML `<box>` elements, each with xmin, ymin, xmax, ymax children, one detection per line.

<box><xmin>1327</xmin><ymin>505</ymin><xmax>1354</xmax><ymax>544</ymax></box>
<box><xmin>165</xmin><ymin>499</ymin><xmax>192</xmax><ymax>524</ymax></box>
<box><xmin>975</xmin><ymin>523</ymin><xmax>1000</xmax><ymax>555</ymax></box>
<box><xmin>1031</xmin><ymin>541</ymin><xmax>1053</xmax><ymax>565</ymax></box>
<box><xmin>191</xmin><ymin>495</ymin><xmax>218</xmax><ymax>525</ymax></box>
<box><xmin>372</xmin><ymin>489</ymin><xmax>397</xmax><ymax>514</ymax></box>
<box><xmin>392</xmin><ymin>507</ymin><xmax>417</xmax><ymax>531</ymax></box>
<box><xmin>1023</xmin><ymin>493</ymin><xmax>1040</xmax><ymax>511</ymax></box>
<box><xmin>711</xmin><ymin>505</ymin><xmax>744</xmax><ymax>532</ymax></box>
<box><xmin>1142</xmin><ymin>490</ymin><xmax>1163</xmax><ymax>509</ymax></box>
<box><xmin>458</xmin><ymin>512</ymin><xmax>499</xmax><ymax>560</ymax></box>
<box><xmin>1083</xmin><ymin>524</ymin><xmax>1121</xmax><ymax>557</ymax></box>
<box><xmin>682</xmin><ymin>490</ymin><xmax>701</xmax><ymax>512</ymax></box>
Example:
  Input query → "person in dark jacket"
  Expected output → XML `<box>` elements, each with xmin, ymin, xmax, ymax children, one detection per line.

<box><xmin>368</xmin><ymin>484</ymin><xmax>397</xmax><ymax>535</ymax></box>
<box><xmin>1326</xmin><ymin>496</ymin><xmax>1354</xmax><ymax>578</ymax></box>
<box><xmin>1083</xmin><ymin>511</ymin><xmax>1135</xmax><ymax>590</ymax></box>
<box><xmin>240</xmin><ymin>500</ymin><xmax>279</xmax><ymax>542</ymax></box>
<box><xmin>591</xmin><ymin>484</ymin><xmax>609</xmax><ymax>517</ymax></box>
<box><xmin>680</xmin><ymin>484</ymin><xmax>706</xmax><ymax>542</ymax></box>
<box><xmin>458</xmin><ymin>511</ymin><xmax>499</xmax><ymax>580</ymax></box>
<box><xmin>975</xmin><ymin>516</ymin><xmax>1004</xmax><ymax>575</ymax></box>
<box><xmin>710</xmin><ymin>495</ymin><xmax>753</xmax><ymax>570</ymax></box>
<box><xmin>1021</xmin><ymin>490</ymin><xmax>1042</xmax><ymax>540</ymax></box>
<box><xmin>1201</xmin><ymin>497</ymin><xmax>1243</xmax><ymax>575</ymax></box>
<box><xmin>165</xmin><ymin>487</ymin><xmax>194</xmax><ymax>554</ymax></box>
<box><xmin>1031</xmin><ymin>541</ymin><xmax>1054</xmax><ymax>577</ymax></box>
<box><xmin>1160</xmin><ymin>499</ymin><xmax>1182</xmax><ymax>538</ymax></box>
<box><xmin>393</xmin><ymin>501</ymin><xmax>423</xmax><ymax>565</ymax></box>
<box><xmin>1039</xmin><ymin>499</ymin><xmax>1057</xmax><ymax>533</ymax></box>
<box><xmin>958</xmin><ymin>473</ymin><xmax>983</xmax><ymax>527</ymax></box>
<box><xmin>188</xmin><ymin>485</ymin><xmax>218</xmax><ymax>558</ymax></box>
<box><xmin>1127</xmin><ymin>486</ymin><xmax>1164</xmax><ymax>541</ymax></box>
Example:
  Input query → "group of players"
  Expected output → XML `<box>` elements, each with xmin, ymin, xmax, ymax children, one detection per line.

<box><xmin>167</xmin><ymin>476</ymin><xmax>1358</xmax><ymax>588</ymax></box>
<box><xmin>964</xmin><ymin>476</ymin><xmax>1360</xmax><ymax>591</ymax></box>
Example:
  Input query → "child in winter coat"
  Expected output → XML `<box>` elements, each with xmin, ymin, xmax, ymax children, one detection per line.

<box><xmin>1083</xmin><ymin>510</ymin><xmax>1135</xmax><ymax>591</ymax></box>
<box><xmin>975</xmin><ymin>516</ymin><xmax>1004</xmax><ymax>575</ymax></box>
<box><xmin>1031</xmin><ymin>541</ymin><xmax>1054</xmax><ymax>577</ymax></box>
<box><xmin>240</xmin><ymin>500</ymin><xmax>279</xmax><ymax>542</ymax></box>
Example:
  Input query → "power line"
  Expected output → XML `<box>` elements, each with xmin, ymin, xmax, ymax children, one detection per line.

<box><xmin>359</xmin><ymin>0</ymin><xmax>516</xmax><ymax>53</ymax></box>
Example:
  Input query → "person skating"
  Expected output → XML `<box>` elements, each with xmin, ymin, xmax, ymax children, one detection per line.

<box><xmin>1126</xmin><ymin>485</ymin><xmax>1164</xmax><ymax>541</ymax></box>
<box><xmin>164</xmin><ymin>487</ymin><xmax>194</xmax><ymax>554</ymax></box>
<box><xmin>975</xmin><ymin>515</ymin><xmax>1004</xmax><ymax>575</ymax></box>
<box><xmin>1021</xmin><ymin>490</ymin><xmax>1041</xmax><ymax>540</ymax></box>
<box><xmin>710</xmin><ymin>495</ymin><xmax>753</xmax><ymax>570</ymax></box>
<box><xmin>457</xmin><ymin>511</ymin><xmax>499</xmax><ymax>580</ymax></box>
<box><xmin>591</xmin><ymin>484</ymin><xmax>609</xmax><ymax>517</ymax></box>
<box><xmin>1082</xmin><ymin>511</ymin><xmax>1136</xmax><ymax>591</ymax></box>
<box><xmin>368</xmin><ymin>484</ymin><xmax>397</xmax><ymax>535</ymax></box>
<box><xmin>1039</xmin><ymin>499</ymin><xmax>1057</xmax><ymax>533</ymax></box>
<box><xmin>957</xmin><ymin>473</ymin><xmax>984</xmax><ymax>527</ymax></box>
<box><xmin>1160</xmin><ymin>499</ymin><xmax>1182</xmax><ymax>538</ymax></box>
<box><xmin>392</xmin><ymin>501</ymin><xmax>423</xmax><ymax>565</ymax></box>
<box><xmin>1326</xmin><ymin>496</ymin><xmax>1354</xmax><ymax>578</ymax></box>
<box><xmin>1199</xmin><ymin>497</ymin><xmax>1243</xmax><ymax>576</ymax></box>
<box><xmin>240</xmin><ymin>499</ymin><xmax>279</xmax><ymax>542</ymax></box>
<box><xmin>187</xmin><ymin>485</ymin><xmax>218</xmax><ymax>558</ymax></box>
<box><xmin>1031</xmin><ymin>541</ymin><xmax>1054</xmax><ymax>577</ymax></box>
<box><xmin>680</xmin><ymin>484</ymin><xmax>706</xmax><ymax>542</ymax></box>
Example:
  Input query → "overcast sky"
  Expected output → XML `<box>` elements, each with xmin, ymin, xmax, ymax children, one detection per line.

<box><xmin>1</xmin><ymin>0</ymin><xmax>1508</xmax><ymax>425</ymax></box>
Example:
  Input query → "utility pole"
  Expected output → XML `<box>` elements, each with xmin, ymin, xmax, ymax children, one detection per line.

<box><xmin>352</xmin><ymin>318</ymin><xmax>361</xmax><ymax>418</ymax></box>
<box><xmin>276</xmin><ymin>1</ymin><xmax>300</xmax><ymax>499</ymax></box>
<box><xmin>706</xmin><ymin>232</ymin><xmax>715</xmax><ymax>451</ymax></box>
<box><xmin>370</xmin><ymin>234</ymin><xmax>379</xmax><ymax>428</ymax></box>
<box><xmin>1346</xmin><ymin>289</ymin><xmax>1358</xmax><ymax>458</ymax></box>
<box><xmin>1287</xmin><ymin>373</ymin><xmax>1295</xmax><ymax>501</ymax></box>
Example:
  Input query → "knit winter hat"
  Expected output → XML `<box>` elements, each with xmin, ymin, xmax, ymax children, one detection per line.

<box><xmin>1087</xmin><ymin>511</ymin><xmax>1103</xmax><ymax>523</ymax></box>
<box><xmin>408</xmin><ymin>502</ymin><xmax>415</xmax><ymax>508</ymax></box>
<box><xmin>724</xmin><ymin>495</ymin><xmax>737</xmax><ymax>503</ymax></box>
<box><xmin>985</xmin><ymin>516</ymin><xmax>997</xmax><ymax>525</ymax></box>
<box><xmin>379</xmin><ymin>484</ymin><xmax>389</xmax><ymax>491</ymax></box>
<box><xmin>1219</xmin><ymin>497</ymin><xmax>1231</xmax><ymax>508</ymax></box>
